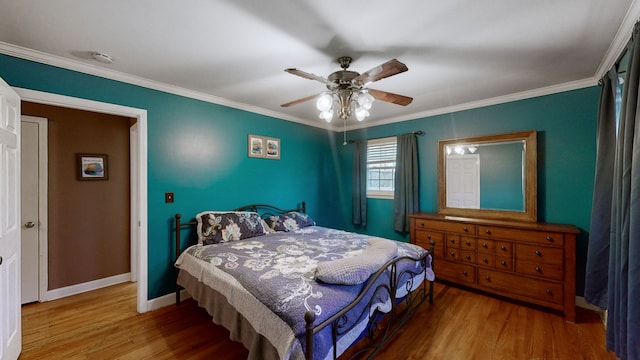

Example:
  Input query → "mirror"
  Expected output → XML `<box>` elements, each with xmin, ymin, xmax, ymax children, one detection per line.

<box><xmin>437</xmin><ymin>130</ymin><xmax>537</xmax><ymax>222</ymax></box>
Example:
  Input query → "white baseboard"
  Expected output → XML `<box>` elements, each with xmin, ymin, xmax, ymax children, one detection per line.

<box><xmin>146</xmin><ymin>289</ymin><xmax>191</xmax><ymax>311</ymax></box>
<box><xmin>45</xmin><ymin>273</ymin><xmax>131</xmax><ymax>301</ymax></box>
<box><xmin>576</xmin><ymin>296</ymin><xmax>607</xmax><ymax>325</ymax></box>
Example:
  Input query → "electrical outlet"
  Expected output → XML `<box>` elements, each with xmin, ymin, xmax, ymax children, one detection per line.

<box><xmin>165</xmin><ymin>192</ymin><xmax>174</xmax><ymax>203</ymax></box>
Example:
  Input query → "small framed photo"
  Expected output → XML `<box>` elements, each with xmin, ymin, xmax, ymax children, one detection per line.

<box><xmin>248</xmin><ymin>134</ymin><xmax>265</xmax><ymax>158</ymax></box>
<box><xmin>77</xmin><ymin>154</ymin><xmax>108</xmax><ymax>180</ymax></box>
<box><xmin>265</xmin><ymin>137</ymin><xmax>280</xmax><ymax>160</ymax></box>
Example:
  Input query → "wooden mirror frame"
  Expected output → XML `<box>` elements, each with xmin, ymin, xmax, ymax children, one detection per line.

<box><xmin>437</xmin><ymin>130</ymin><xmax>537</xmax><ymax>222</ymax></box>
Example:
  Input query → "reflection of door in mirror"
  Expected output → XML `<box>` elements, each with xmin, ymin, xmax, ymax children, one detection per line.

<box><xmin>438</xmin><ymin>130</ymin><xmax>537</xmax><ymax>222</ymax></box>
<box><xmin>444</xmin><ymin>141</ymin><xmax>525</xmax><ymax>211</ymax></box>
<box><xmin>446</xmin><ymin>155</ymin><xmax>479</xmax><ymax>208</ymax></box>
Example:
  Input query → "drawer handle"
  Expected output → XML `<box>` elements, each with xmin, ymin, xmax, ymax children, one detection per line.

<box><xmin>483</xmin><ymin>258</ymin><xmax>489</xmax><ymax>263</ymax></box>
<box><xmin>501</xmin><ymin>245</ymin><xmax>507</xmax><ymax>251</ymax></box>
<box><xmin>427</xmin><ymin>235</ymin><xmax>432</xmax><ymax>240</ymax></box>
<box><xmin>485</xmin><ymin>276</ymin><xmax>491</xmax><ymax>281</ymax></box>
<box><xmin>463</xmin><ymin>226</ymin><xmax>468</xmax><ymax>232</ymax></box>
<box><xmin>450</xmin><ymin>251</ymin><xmax>456</xmax><ymax>257</ymax></box>
<box><xmin>485</xmin><ymin>229</ymin><xmax>492</xmax><ymax>235</ymax></box>
<box><xmin>465</xmin><ymin>255</ymin><xmax>471</xmax><ymax>260</ymax></box>
<box><xmin>535</xmin><ymin>266</ymin><xmax>541</xmax><ymax>272</ymax></box>
<box><xmin>501</xmin><ymin>260</ymin><xmax>507</xmax><ymax>266</ymax></box>
<box><xmin>466</xmin><ymin>240</ymin><xmax>471</xmax><ymax>246</ymax></box>
<box><xmin>482</xmin><ymin>243</ymin><xmax>488</xmax><ymax>248</ymax></box>
<box><xmin>546</xmin><ymin>236</ymin><xmax>552</xmax><ymax>241</ymax></box>
<box><xmin>449</xmin><ymin>238</ymin><xmax>456</xmax><ymax>244</ymax></box>
<box><xmin>535</xmin><ymin>250</ymin><xmax>542</xmax><ymax>256</ymax></box>
<box><xmin>463</xmin><ymin>271</ymin><xmax>468</xmax><ymax>276</ymax></box>
<box><xmin>545</xmin><ymin>288</ymin><xmax>552</xmax><ymax>295</ymax></box>
<box><xmin>420</xmin><ymin>222</ymin><xmax>425</xmax><ymax>227</ymax></box>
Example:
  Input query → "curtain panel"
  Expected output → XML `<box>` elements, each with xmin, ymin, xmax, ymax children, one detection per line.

<box><xmin>393</xmin><ymin>133</ymin><xmax>419</xmax><ymax>233</ymax></box>
<box><xmin>584</xmin><ymin>68</ymin><xmax>618</xmax><ymax>309</ymax></box>
<box><xmin>352</xmin><ymin>140</ymin><xmax>367</xmax><ymax>226</ymax></box>
<box><xmin>585</xmin><ymin>22</ymin><xmax>640</xmax><ymax>360</ymax></box>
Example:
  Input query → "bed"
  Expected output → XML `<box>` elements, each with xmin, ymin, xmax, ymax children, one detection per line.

<box><xmin>174</xmin><ymin>202</ymin><xmax>434</xmax><ymax>360</ymax></box>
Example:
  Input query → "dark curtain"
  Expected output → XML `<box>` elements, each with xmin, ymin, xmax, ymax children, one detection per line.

<box><xmin>352</xmin><ymin>140</ymin><xmax>367</xmax><ymax>226</ymax></box>
<box><xmin>585</xmin><ymin>23</ymin><xmax>640</xmax><ymax>360</ymax></box>
<box><xmin>584</xmin><ymin>68</ymin><xmax>618</xmax><ymax>308</ymax></box>
<box><xmin>393</xmin><ymin>133</ymin><xmax>419</xmax><ymax>233</ymax></box>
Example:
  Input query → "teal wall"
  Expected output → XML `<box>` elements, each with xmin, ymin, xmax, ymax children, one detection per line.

<box><xmin>334</xmin><ymin>88</ymin><xmax>599</xmax><ymax>295</ymax></box>
<box><xmin>0</xmin><ymin>53</ymin><xmax>599</xmax><ymax>297</ymax></box>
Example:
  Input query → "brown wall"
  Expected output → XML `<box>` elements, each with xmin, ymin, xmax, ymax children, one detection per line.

<box><xmin>22</xmin><ymin>102</ymin><xmax>132</xmax><ymax>290</ymax></box>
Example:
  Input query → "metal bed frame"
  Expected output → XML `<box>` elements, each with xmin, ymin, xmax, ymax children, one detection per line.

<box><xmin>174</xmin><ymin>202</ymin><xmax>434</xmax><ymax>360</ymax></box>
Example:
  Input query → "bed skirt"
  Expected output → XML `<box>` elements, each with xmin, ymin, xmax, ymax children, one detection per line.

<box><xmin>177</xmin><ymin>270</ymin><xmax>283</xmax><ymax>360</ymax></box>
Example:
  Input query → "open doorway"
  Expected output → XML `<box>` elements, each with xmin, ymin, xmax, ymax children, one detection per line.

<box><xmin>16</xmin><ymin>88</ymin><xmax>149</xmax><ymax>313</ymax></box>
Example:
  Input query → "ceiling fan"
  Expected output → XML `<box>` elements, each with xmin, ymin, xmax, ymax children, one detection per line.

<box><xmin>281</xmin><ymin>56</ymin><xmax>413</xmax><ymax>122</ymax></box>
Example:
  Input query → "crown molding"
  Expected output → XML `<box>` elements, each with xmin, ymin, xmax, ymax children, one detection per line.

<box><xmin>341</xmin><ymin>77</ymin><xmax>598</xmax><ymax>131</ymax></box>
<box><xmin>595</xmin><ymin>0</ymin><xmax>640</xmax><ymax>78</ymax></box>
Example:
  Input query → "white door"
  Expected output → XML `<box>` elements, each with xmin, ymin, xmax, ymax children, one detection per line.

<box><xmin>0</xmin><ymin>78</ymin><xmax>22</xmax><ymax>359</ymax></box>
<box><xmin>21</xmin><ymin>117</ymin><xmax>43</xmax><ymax>304</ymax></box>
<box><xmin>446</xmin><ymin>154</ymin><xmax>480</xmax><ymax>209</ymax></box>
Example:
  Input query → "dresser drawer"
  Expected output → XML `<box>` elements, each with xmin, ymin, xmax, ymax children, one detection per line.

<box><xmin>446</xmin><ymin>248</ymin><xmax>460</xmax><ymax>261</ymax></box>
<box><xmin>496</xmin><ymin>256</ymin><xmax>513</xmax><ymax>271</ymax></box>
<box><xmin>460</xmin><ymin>236</ymin><xmax>476</xmax><ymax>251</ymax></box>
<box><xmin>415</xmin><ymin>230</ymin><xmax>444</xmax><ymax>258</ymax></box>
<box><xmin>478</xmin><ymin>269</ymin><xmax>563</xmax><ymax>305</ymax></box>
<box><xmin>445</xmin><ymin>234</ymin><xmax>461</xmax><ymax>248</ymax></box>
<box><xmin>477</xmin><ymin>226</ymin><xmax>564</xmax><ymax>247</ymax></box>
<box><xmin>477</xmin><ymin>254</ymin><xmax>494</xmax><ymax>267</ymax></box>
<box><xmin>495</xmin><ymin>241</ymin><xmax>512</xmax><ymax>256</ymax></box>
<box><xmin>414</xmin><ymin>219</ymin><xmax>475</xmax><ymax>235</ymax></box>
<box><xmin>461</xmin><ymin>250</ymin><xmax>475</xmax><ymax>263</ymax></box>
<box><xmin>436</xmin><ymin>262</ymin><xmax>475</xmax><ymax>284</ymax></box>
<box><xmin>477</xmin><ymin>239</ymin><xmax>495</xmax><ymax>253</ymax></box>
<box><xmin>516</xmin><ymin>260</ymin><xmax>564</xmax><ymax>281</ymax></box>
<box><xmin>516</xmin><ymin>244</ymin><xmax>563</xmax><ymax>264</ymax></box>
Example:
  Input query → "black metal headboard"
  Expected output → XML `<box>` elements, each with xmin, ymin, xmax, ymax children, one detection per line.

<box><xmin>233</xmin><ymin>201</ymin><xmax>306</xmax><ymax>219</ymax></box>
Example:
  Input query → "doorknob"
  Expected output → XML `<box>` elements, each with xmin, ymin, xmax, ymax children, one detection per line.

<box><xmin>24</xmin><ymin>221</ymin><xmax>36</xmax><ymax>228</ymax></box>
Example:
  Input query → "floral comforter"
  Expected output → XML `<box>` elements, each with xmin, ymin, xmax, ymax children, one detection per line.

<box><xmin>175</xmin><ymin>226</ymin><xmax>433</xmax><ymax>360</ymax></box>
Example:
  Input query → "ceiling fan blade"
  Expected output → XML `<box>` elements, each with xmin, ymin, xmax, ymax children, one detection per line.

<box><xmin>354</xmin><ymin>59</ymin><xmax>408</xmax><ymax>86</ymax></box>
<box><xmin>285</xmin><ymin>68</ymin><xmax>335</xmax><ymax>87</ymax></box>
<box><xmin>280</xmin><ymin>93</ymin><xmax>320</xmax><ymax>107</ymax></box>
<box><xmin>368</xmin><ymin>88</ymin><xmax>413</xmax><ymax>106</ymax></box>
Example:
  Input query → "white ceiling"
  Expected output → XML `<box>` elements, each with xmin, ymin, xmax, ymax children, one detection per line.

<box><xmin>0</xmin><ymin>0</ymin><xmax>638</xmax><ymax>130</ymax></box>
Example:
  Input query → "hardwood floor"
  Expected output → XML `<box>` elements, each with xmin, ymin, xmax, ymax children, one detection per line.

<box><xmin>20</xmin><ymin>281</ymin><xmax>614</xmax><ymax>359</ymax></box>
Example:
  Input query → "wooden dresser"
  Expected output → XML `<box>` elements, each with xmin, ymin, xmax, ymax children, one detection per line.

<box><xmin>410</xmin><ymin>212</ymin><xmax>579</xmax><ymax>321</ymax></box>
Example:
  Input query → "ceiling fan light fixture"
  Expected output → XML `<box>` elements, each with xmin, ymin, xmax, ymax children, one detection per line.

<box><xmin>357</xmin><ymin>91</ymin><xmax>374</xmax><ymax>110</ymax></box>
<box><xmin>316</xmin><ymin>93</ymin><xmax>333</xmax><ymax>112</ymax></box>
<box><xmin>319</xmin><ymin>110</ymin><xmax>333</xmax><ymax>123</ymax></box>
<box><xmin>355</xmin><ymin>106</ymin><xmax>369</xmax><ymax>121</ymax></box>
<box><xmin>282</xmin><ymin>57</ymin><xmax>412</xmax><ymax>124</ymax></box>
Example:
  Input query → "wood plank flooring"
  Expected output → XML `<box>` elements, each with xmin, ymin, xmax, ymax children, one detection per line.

<box><xmin>20</xmin><ymin>281</ymin><xmax>615</xmax><ymax>359</ymax></box>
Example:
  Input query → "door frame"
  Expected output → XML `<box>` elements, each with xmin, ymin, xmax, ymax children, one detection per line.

<box><xmin>20</xmin><ymin>116</ymin><xmax>48</xmax><ymax>303</ymax></box>
<box><xmin>15</xmin><ymin>87</ymin><xmax>149</xmax><ymax>313</ymax></box>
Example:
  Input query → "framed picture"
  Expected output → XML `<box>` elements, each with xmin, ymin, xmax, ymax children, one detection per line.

<box><xmin>265</xmin><ymin>137</ymin><xmax>280</xmax><ymax>160</ymax></box>
<box><xmin>77</xmin><ymin>154</ymin><xmax>108</xmax><ymax>180</ymax></box>
<box><xmin>248</xmin><ymin>134</ymin><xmax>265</xmax><ymax>158</ymax></box>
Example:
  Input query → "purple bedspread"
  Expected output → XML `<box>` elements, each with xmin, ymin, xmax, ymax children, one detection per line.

<box><xmin>180</xmin><ymin>226</ymin><xmax>431</xmax><ymax>359</ymax></box>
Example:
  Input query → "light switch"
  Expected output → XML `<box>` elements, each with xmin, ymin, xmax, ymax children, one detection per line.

<box><xmin>165</xmin><ymin>192</ymin><xmax>174</xmax><ymax>203</ymax></box>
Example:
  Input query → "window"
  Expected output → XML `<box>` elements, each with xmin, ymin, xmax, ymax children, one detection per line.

<box><xmin>366</xmin><ymin>137</ymin><xmax>397</xmax><ymax>199</ymax></box>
